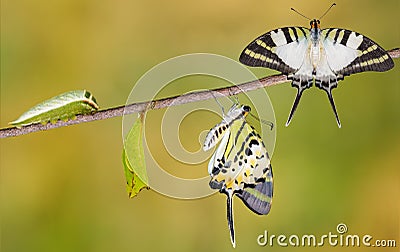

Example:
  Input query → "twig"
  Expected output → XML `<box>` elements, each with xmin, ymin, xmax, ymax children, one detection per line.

<box><xmin>1</xmin><ymin>48</ymin><xmax>399</xmax><ymax>138</ymax></box>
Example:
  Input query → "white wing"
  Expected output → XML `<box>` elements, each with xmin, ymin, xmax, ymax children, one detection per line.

<box><xmin>322</xmin><ymin>28</ymin><xmax>362</xmax><ymax>72</ymax></box>
<box><xmin>321</xmin><ymin>28</ymin><xmax>394</xmax><ymax>75</ymax></box>
<box><xmin>240</xmin><ymin>27</ymin><xmax>310</xmax><ymax>74</ymax></box>
<box><xmin>207</xmin><ymin>127</ymin><xmax>230</xmax><ymax>175</ymax></box>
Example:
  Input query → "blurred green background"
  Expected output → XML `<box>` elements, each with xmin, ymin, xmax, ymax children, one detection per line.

<box><xmin>1</xmin><ymin>0</ymin><xmax>399</xmax><ymax>251</ymax></box>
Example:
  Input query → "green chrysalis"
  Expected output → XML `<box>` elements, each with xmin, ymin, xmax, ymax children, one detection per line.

<box><xmin>122</xmin><ymin>113</ymin><xmax>150</xmax><ymax>198</ymax></box>
<box><xmin>9</xmin><ymin>90</ymin><xmax>99</xmax><ymax>128</ymax></box>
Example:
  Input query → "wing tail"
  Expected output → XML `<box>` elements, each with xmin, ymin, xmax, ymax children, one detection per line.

<box><xmin>315</xmin><ymin>79</ymin><xmax>342</xmax><ymax>128</ymax></box>
<box><xmin>286</xmin><ymin>77</ymin><xmax>313</xmax><ymax>126</ymax></box>
<box><xmin>326</xmin><ymin>89</ymin><xmax>341</xmax><ymax>128</ymax></box>
<box><xmin>226</xmin><ymin>192</ymin><xmax>236</xmax><ymax>248</ymax></box>
<box><xmin>286</xmin><ymin>87</ymin><xmax>304</xmax><ymax>126</ymax></box>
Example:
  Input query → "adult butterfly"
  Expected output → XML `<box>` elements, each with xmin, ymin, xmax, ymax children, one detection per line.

<box><xmin>203</xmin><ymin>104</ymin><xmax>273</xmax><ymax>247</ymax></box>
<box><xmin>10</xmin><ymin>90</ymin><xmax>99</xmax><ymax>128</ymax></box>
<box><xmin>239</xmin><ymin>4</ymin><xmax>394</xmax><ymax>127</ymax></box>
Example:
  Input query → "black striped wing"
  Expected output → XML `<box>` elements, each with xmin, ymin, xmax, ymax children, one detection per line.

<box><xmin>208</xmin><ymin>119</ymin><xmax>273</xmax><ymax>215</ymax></box>
<box><xmin>239</xmin><ymin>27</ymin><xmax>310</xmax><ymax>75</ymax></box>
<box><xmin>205</xmin><ymin>104</ymin><xmax>273</xmax><ymax>247</ymax></box>
<box><xmin>321</xmin><ymin>28</ymin><xmax>394</xmax><ymax>76</ymax></box>
<box><xmin>237</xmin><ymin>177</ymin><xmax>273</xmax><ymax>215</ymax></box>
<box><xmin>315</xmin><ymin>28</ymin><xmax>395</xmax><ymax>127</ymax></box>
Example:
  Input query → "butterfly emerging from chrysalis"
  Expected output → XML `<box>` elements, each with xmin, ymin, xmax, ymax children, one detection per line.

<box><xmin>203</xmin><ymin>103</ymin><xmax>274</xmax><ymax>247</ymax></box>
<box><xmin>10</xmin><ymin>90</ymin><xmax>99</xmax><ymax>128</ymax></box>
<box><xmin>239</xmin><ymin>3</ymin><xmax>394</xmax><ymax>127</ymax></box>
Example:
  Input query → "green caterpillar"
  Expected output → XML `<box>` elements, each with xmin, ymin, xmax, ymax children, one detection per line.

<box><xmin>10</xmin><ymin>90</ymin><xmax>99</xmax><ymax>128</ymax></box>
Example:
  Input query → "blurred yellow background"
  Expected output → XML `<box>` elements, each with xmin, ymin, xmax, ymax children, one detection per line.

<box><xmin>1</xmin><ymin>0</ymin><xmax>399</xmax><ymax>251</ymax></box>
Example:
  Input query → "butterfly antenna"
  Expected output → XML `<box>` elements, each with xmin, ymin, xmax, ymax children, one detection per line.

<box><xmin>319</xmin><ymin>3</ymin><xmax>336</xmax><ymax>20</ymax></box>
<box><xmin>226</xmin><ymin>192</ymin><xmax>236</xmax><ymax>248</ymax></box>
<box><xmin>290</xmin><ymin>7</ymin><xmax>311</xmax><ymax>20</ymax></box>
<box><xmin>249</xmin><ymin>113</ymin><xmax>274</xmax><ymax>131</ymax></box>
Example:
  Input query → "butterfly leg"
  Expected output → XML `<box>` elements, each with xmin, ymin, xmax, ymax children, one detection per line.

<box><xmin>209</xmin><ymin>91</ymin><xmax>226</xmax><ymax>115</ymax></box>
<box><xmin>286</xmin><ymin>78</ymin><xmax>313</xmax><ymax>126</ymax></box>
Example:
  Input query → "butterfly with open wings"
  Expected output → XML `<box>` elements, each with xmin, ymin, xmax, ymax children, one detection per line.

<box><xmin>239</xmin><ymin>4</ymin><xmax>394</xmax><ymax>127</ymax></box>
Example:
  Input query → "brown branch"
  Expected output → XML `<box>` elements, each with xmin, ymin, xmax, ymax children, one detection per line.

<box><xmin>388</xmin><ymin>48</ymin><xmax>400</xmax><ymax>58</ymax></box>
<box><xmin>1</xmin><ymin>47</ymin><xmax>399</xmax><ymax>138</ymax></box>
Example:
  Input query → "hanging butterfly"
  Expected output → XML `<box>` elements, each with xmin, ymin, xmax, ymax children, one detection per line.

<box><xmin>10</xmin><ymin>90</ymin><xmax>99</xmax><ymax>128</ymax></box>
<box><xmin>203</xmin><ymin>104</ymin><xmax>273</xmax><ymax>247</ymax></box>
<box><xmin>239</xmin><ymin>3</ymin><xmax>394</xmax><ymax>127</ymax></box>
